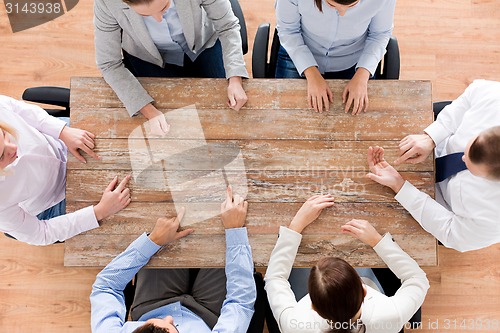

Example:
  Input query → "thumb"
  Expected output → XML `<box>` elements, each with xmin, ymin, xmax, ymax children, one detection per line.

<box><xmin>176</xmin><ymin>229</ymin><xmax>194</xmax><ymax>240</ymax></box>
<box><xmin>366</xmin><ymin>172</ymin><xmax>384</xmax><ymax>184</ymax></box>
<box><xmin>228</xmin><ymin>94</ymin><xmax>237</xmax><ymax>107</ymax></box>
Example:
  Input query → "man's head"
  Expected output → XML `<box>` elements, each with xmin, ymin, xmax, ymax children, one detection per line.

<box><xmin>123</xmin><ymin>0</ymin><xmax>171</xmax><ymax>22</ymax></box>
<box><xmin>463</xmin><ymin>126</ymin><xmax>500</xmax><ymax>181</ymax></box>
<box><xmin>132</xmin><ymin>316</ymin><xmax>179</xmax><ymax>333</ymax></box>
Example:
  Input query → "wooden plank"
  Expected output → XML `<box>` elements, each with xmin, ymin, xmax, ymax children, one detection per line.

<box><xmin>70</xmin><ymin>77</ymin><xmax>432</xmax><ymax>111</ymax></box>
<box><xmin>67</xmin><ymin>202</ymin><xmax>430</xmax><ymax>236</ymax></box>
<box><xmin>63</xmin><ymin>233</ymin><xmax>437</xmax><ymax>268</ymax></box>
<box><xmin>66</xmin><ymin>170</ymin><xmax>433</xmax><ymax>203</ymax></box>
<box><xmin>69</xmin><ymin>106</ymin><xmax>434</xmax><ymax>141</ymax></box>
<box><xmin>66</xmin><ymin>139</ymin><xmax>434</xmax><ymax>172</ymax></box>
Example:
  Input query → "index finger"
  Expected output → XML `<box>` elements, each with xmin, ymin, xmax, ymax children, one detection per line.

<box><xmin>79</xmin><ymin>144</ymin><xmax>100</xmax><ymax>161</ymax></box>
<box><xmin>174</xmin><ymin>206</ymin><xmax>186</xmax><ymax>225</ymax></box>
<box><xmin>226</xmin><ymin>185</ymin><xmax>233</xmax><ymax>203</ymax></box>
<box><xmin>114</xmin><ymin>175</ymin><xmax>131</xmax><ymax>192</ymax></box>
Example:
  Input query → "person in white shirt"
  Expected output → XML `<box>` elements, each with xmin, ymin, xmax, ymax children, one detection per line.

<box><xmin>0</xmin><ymin>95</ymin><xmax>131</xmax><ymax>245</ymax></box>
<box><xmin>275</xmin><ymin>0</ymin><xmax>396</xmax><ymax>114</ymax></box>
<box><xmin>366</xmin><ymin>79</ymin><xmax>500</xmax><ymax>252</ymax></box>
<box><xmin>265</xmin><ymin>195</ymin><xmax>429</xmax><ymax>333</ymax></box>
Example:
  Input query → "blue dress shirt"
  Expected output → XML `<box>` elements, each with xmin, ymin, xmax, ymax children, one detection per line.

<box><xmin>90</xmin><ymin>228</ymin><xmax>256</xmax><ymax>333</ymax></box>
<box><xmin>142</xmin><ymin>0</ymin><xmax>198</xmax><ymax>66</ymax></box>
<box><xmin>276</xmin><ymin>0</ymin><xmax>396</xmax><ymax>75</ymax></box>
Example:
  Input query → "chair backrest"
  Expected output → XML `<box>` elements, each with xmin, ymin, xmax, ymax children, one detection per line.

<box><xmin>22</xmin><ymin>86</ymin><xmax>70</xmax><ymax>117</ymax></box>
<box><xmin>252</xmin><ymin>27</ymin><xmax>400</xmax><ymax>80</ymax></box>
<box><xmin>228</xmin><ymin>0</ymin><xmax>248</xmax><ymax>55</ymax></box>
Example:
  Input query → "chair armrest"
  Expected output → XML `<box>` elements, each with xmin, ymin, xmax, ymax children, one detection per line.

<box><xmin>384</xmin><ymin>36</ymin><xmax>400</xmax><ymax>80</ymax></box>
<box><xmin>229</xmin><ymin>0</ymin><xmax>248</xmax><ymax>55</ymax></box>
<box><xmin>252</xmin><ymin>23</ymin><xmax>271</xmax><ymax>78</ymax></box>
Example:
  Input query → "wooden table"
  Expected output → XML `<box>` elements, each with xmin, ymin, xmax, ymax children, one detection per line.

<box><xmin>64</xmin><ymin>77</ymin><xmax>436</xmax><ymax>268</ymax></box>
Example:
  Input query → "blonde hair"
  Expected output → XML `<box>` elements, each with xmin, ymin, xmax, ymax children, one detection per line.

<box><xmin>0</xmin><ymin>121</ymin><xmax>17</xmax><ymax>174</ymax></box>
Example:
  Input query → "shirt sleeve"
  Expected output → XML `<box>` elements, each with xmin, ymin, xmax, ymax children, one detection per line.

<box><xmin>3</xmin><ymin>95</ymin><xmax>66</xmax><ymax>139</ymax></box>
<box><xmin>90</xmin><ymin>233</ymin><xmax>161</xmax><ymax>333</ymax></box>
<box><xmin>201</xmin><ymin>0</ymin><xmax>249</xmax><ymax>79</ymax></box>
<box><xmin>0</xmin><ymin>205</ymin><xmax>99</xmax><ymax>246</ymax></box>
<box><xmin>370</xmin><ymin>233</ymin><xmax>429</xmax><ymax>329</ymax></box>
<box><xmin>356</xmin><ymin>0</ymin><xmax>396</xmax><ymax>75</ymax></box>
<box><xmin>212</xmin><ymin>227</ymin><xmax>256</xmax><ymax>333</ymax></box>
<box><xmin>94</xmin><ymin>0</ymin><xmax>154</xmax><ymax>116</ymax></box>
<box><xmin>395</xmin><ymin>180</ymin><xmax>494</xmax><ymax>252</ymax></box>
<box><xmin>275</xmin><ymin>0</ymin><xmax>318</xmax><ymax>75</ymax></box>
<box><xmin>264</xmin><ymin>226</ymin><xmax>303</xmax><ymax>332</ymax></box>
<box><xmin>424</xmin><ymin>80</ymin><xmax>476</xmax><ymax>146</ymax></box>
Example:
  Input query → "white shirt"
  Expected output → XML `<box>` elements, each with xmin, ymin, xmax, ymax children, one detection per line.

<box><xmin>276</xmin><ymin>0</ymin><xmax>396</xmax><ymax>75</ymax></box>
<box><xmin>264</xmin><ymin>226</ymin><xmax>429</xmax><ymax>333</ymax></box>
<box><xmin>395</xmin><ymin>79</ymin><xmax>500</xmax><ymax>252</ymax></box>
<box><xmin>0</xmin><ymin>95</ymin><xmax>99</xmax><ymax>245</ymax></box>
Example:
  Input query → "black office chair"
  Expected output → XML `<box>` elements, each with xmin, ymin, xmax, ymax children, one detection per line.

<box><xmin>229</xmin><ymin>0</ymin><xmax>248</xmax><ymax>55</ymax></box>
<box><xmin>21</xmin><ymin>86</ymin><xmax>70</xmax><ymax>117</ymax></box>
<box><xmin>252</xmin><ymin>25</ymin><xmax>400</xmax><ymax>80</ymax></box>
<box><xmin>433</xmin><ymin>100</ymin><xmax>452</xmax><ymax>120</ymax></box>
<box><xmin>123</xmin><ymin>271</ymin><xmax>266</xmax><ymax>333</ymax></box>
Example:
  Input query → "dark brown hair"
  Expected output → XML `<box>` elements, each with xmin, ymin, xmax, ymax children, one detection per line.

<box><xmin>132</xmin><ymin>323</ymin><xmax>169</xmax><ymax>333</ymax></box>
<box><xmin>308</xmin><ymin>257</ymin><xmax>365</xmax><ymax>333</ymax></box>
<box><xmin>314</xmin><ymin>0</ymin><xmax>358</xmax><ymax>13</ymax></box>
<box><xmin>123</xmin><ymin>0</ymin><xmax>156</xmax><ymax>5</ymax></box>
<box><xmin>468</xmin><ymin>126</ymin><xmax>500</xmax><ymax>180</ymax></box>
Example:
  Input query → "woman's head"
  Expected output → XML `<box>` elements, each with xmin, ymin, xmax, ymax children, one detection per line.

<box><xmin>314</xmin><ymin>0</ymin><xmax>360</xmax><ymax>15</ymax></box>
<box><xmin>123</xmin><ymin>0</ymin><xmax>171</xmax><ymax>22</ymax></box>
<box><xmin>308</xmin><ymin>257</ymin><xmax>365</xmax><ymax>332</ymax></box>
<box><xmin>0</xmin><ymin>122</ymin><xmax>18</xmax><ymax>170</ymax></box>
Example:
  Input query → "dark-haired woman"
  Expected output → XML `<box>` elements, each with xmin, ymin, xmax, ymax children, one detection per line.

<box><xmin>275</xmin><ymin>0</ymin><xmax>396</xmax><ymax>114</ymax></box>
<box><xmin>265</xmin><ymin>195</ymin><xmax>429</xmax><ymax>333</ymax></box>
<box><xmin>94</xmin><ymin>0</ymin><xmax>248</xmax><ymax>136</ymax></box>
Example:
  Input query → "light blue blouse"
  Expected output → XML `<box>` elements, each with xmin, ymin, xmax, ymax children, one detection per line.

<box><xmin>276</xmin><ymin>0</ymin><xmax>396</xmax><ymax>75</ymax></box>
<box><xmin>142</xmin><ymin>0</ymin><xmax>197</xmax><ymax>66</ymax></box>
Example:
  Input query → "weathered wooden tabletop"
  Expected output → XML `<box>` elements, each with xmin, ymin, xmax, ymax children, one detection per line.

<box><xmin>64</xmin><ymin>77</ymin><xmax>436</xmax><ymax>268</ymax></box>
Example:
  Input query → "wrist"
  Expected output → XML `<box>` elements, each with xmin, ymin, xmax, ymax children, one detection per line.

<box><xmin>228</xmin><ymin>76</ymin><xmax>242</xmax><ymax>85</ymax></box>
<box><xmin>391</xmin><ymin>177</ymin><xmax>406</xmax><ymax>194</ymax></box>
<box><xmin>288</xmin><ymin>220</ymin><xmax>304</xmax><ymax>234</ymax></box>
<box><xmin>353</xmin><ymin>67</ymin><xmax>370</xmax><ymax>81</ymax></box>
<box><xmin>139</xmin><ymin>103</ymin><xmax>158</xmax><ymax>120</ymax></box>
<box><xmin>148</xmin><ymin>232</ymin><xmax>162</xmax><ymax>246</ymax></box>
<box><xmin>93</xmin><ymin>204</ymin><xmax>105</xmax><ymax>221</ymax></box>
<box><xmin>304</xmin><ymin>66</ymin><xmax>321</xmax><ymax>79</ymax></box>
<box><xmin>369</xmin><ymin>234</ymin><xmax>383</xmax><ymax>247</ymax></box>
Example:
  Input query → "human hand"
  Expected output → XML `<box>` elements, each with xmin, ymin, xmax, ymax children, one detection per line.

<box><xmin>140</xmin><ymin>103</ymin><xmax>170</xmax><ymax>137</ymax></box>
<box><xmin>59</xmin><ymin>126</ymin><xmax>100</xmax><ymax>163</ymax></box>
<box><xmin>288</xmin><ymin>194</ymin><xmax>335</xmax><ymax>234</ymax></box>
<box><xmin>227</xmin><ymin>76</ymin><xmax>248</xmax><ymax>111</ymax></box>
<box><xmin>341</xmin><ymin>219</ymin><xmax>382</xmax><ymax>247</ymax></box>
<box><xmin>220</xmin><ymin>185</ymin><xmax>248</xmax><ymax>229</ymax></box>
<box><xmin>366</xmin><ymin>146</ymin><xmax>405</xmax><ymax>193</ymax></box>
<box><xmin>394</xmin><ymin>134</ymin><xmax>436</xmax><ymax>165</ymax></box>
<box><xmin>93</xmin><ymin>175</ymin><xmax>132</xmax><ymax>221</ymax></box>
<box><xmin>148</xmin><ymin>207</ymin><xmax>194</xmax><ymax>246</ymax></box>
<box><xmin>342</xmin><ymin>68</ymin><xmax>370</xmax><ymax>115</ymax></box>
<box><xmin>304</xmin><ymin>67</ymin><xmax>333</xmax><ymax>113</ymax></box>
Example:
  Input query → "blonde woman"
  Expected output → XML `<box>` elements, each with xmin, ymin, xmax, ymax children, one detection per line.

<box><xmin>0</xmin><ymin>95</ymin><xmax>131</xmax><ymax>245</ymax></box>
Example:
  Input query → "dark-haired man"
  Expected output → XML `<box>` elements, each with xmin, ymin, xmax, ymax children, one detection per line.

<box><xmin>90</xmin><ymin>186</ymin><xmax>256</xmax><ymax>332</ymax></box>
<box><xmin>366</xmin><ymin>79</ymin><xmax>500</xmax><ymax>252</ymax></box>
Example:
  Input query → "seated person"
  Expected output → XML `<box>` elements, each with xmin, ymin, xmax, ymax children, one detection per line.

<box><xmin>94</xmin><ymin>0</ymin><xmax>249</xmax><ymax>135</ymax></box>
<box><xmin>0</xmin><ymin>95</ymin><xmax>131</xmax><ymax>245</ymax></box>
<box><xmin>367</xmin><ymin>79</ymin><xmax>500</xmax><ymax>252</ymax></box>
<box><xmin>90</xmin><ymin>186</ymin><xmax>256</xmax><ymax>333</ymax></box>
<box><xmin>265</xmin><ymin>195</ymin><xmax>429</xmax><ymax>333</ymax></box>
<box><xmin>275</xmin><ymin>0</ymin><xmax>396</xmax><ymax>113</ymax></box>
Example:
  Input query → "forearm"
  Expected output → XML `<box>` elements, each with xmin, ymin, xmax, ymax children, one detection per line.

<box><xmin>2</xmin><ymin>206</ymin><xmax>98</xmax><ymax>245</ymax></box>
<box><xmin>212</xmin><ymin>228</ymin><xmax>255</xmax><ymax>332</ymax></box>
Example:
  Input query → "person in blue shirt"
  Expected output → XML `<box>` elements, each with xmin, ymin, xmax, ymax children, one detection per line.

<box><xmin>275</xmin><ymin>0</ymin><xmax>396</xmax><ymax>114</ymax></box>
<box><xmin>90</xmin><ymin>186</ymin><xmax>256</xmax><ymax>333</ymax></box>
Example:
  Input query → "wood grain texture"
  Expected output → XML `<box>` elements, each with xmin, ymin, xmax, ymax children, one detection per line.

<box><xmin>1</xmin><ymin>0</ymin><xmax>499</xmax><ymax>332</ymax></box>
<box><xmin>65</xmin><ymin>77</ymin><xmax>436</xmax><ymax>268</ymax></box>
